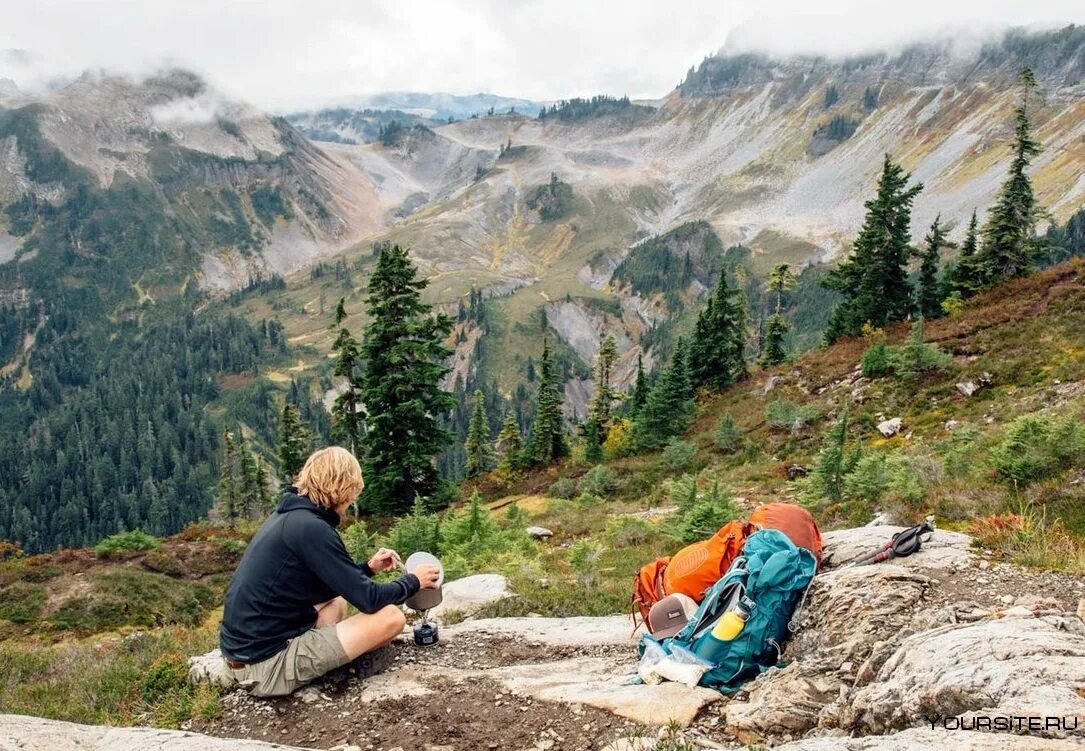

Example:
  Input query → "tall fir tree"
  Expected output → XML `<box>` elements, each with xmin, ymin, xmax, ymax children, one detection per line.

<box><xmin>917</xmin><ymin>215</ymin><xmax>954</xmax><ymax>319</ymax></box>
<box><xmin>823</xmin><ymin>156</ymin><xmax>923</xmax><ymax>341</ymax></box>
<box><xmin>977</xmin><ymin>68</ymin><xmax>1043</xmax><ymax>285</ymax></box>
<box><xmin>465</xmin><ymin>390</ymin><xmax>494</xmax><ymax>477</ymax></box>
<box><xmin>359</xmin><ymin>245</ymin><xmax>455</xmax><ymax>513</ymax></box>
<box><xmin>760</xmin><ymin>263</ymin><xmax>797</xmax><ymax>367</ymax></box>
<box><xmin>688</xmin><ymin>272</ymin><xmax>748</xmax><ymax>390</ymax></box>
<box><xmin>632</xmin><ymin>338</ymin><xmax>695</xmax><ymax>450</ymax></box>
<box><xmin>951</xmin><ymin>210</ymin><xmax>984</xmax><ymax>298</ymax></box>
<box><xmin>523</xmin><ymin>338</ymin><xmax>568</xmax><ymax>466</ymax></box>
<box><xmin>277</xmin><ymin>401</ymin><xmax>310</xmax><ymax>490</ymax></box>
<box><xmin>237</xmin><ymin>434</ymin><xmax>262</xmax><ymax>520</ymax></box>
<box><xmin>495</xmin><ymin>411</ymin><xmax>524</xmax><ymax>471</ymax></box>
<box><xmin>330</xmin><ymin>298</ymin><xmax>365</xmax><ymax>456</ymax></box>
<box><xmin>218</xmin><ymin>430</ymin><xmax>239</xmax><ymax>528</ymax></box>
<box><xmin>584</xmin><ymin>334</ymin><xmax>619</xmax><ymax>461</ymax></box>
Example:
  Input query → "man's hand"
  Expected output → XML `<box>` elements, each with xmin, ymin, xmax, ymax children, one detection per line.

<box><xmin>367</xmin><ymin>548</ymin><xmax>400</xmax><ymax>573</ymax></box>
<box><xmin>413</xmin><ymin>563</ymin><xmax>441</xmax><ymax>589</ymax></box>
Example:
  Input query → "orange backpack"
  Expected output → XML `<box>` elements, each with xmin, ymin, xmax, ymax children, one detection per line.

<box><xmin>632</xmin><ymin>557</ymin><xmax>670</xmax><ymax>628</ymax></box>
<box><xmin>749</xmin><ymin>503</ymin><xmax>823</xmax><ymax>567</ymax></box>
<box><xmin>663</xmin><ymin>520</ymin><xmax>751</xmax><ymax>603</ymax></box>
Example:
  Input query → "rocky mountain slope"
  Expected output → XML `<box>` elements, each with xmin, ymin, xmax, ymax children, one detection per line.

<box><xmin>250</xmin><ymin>25</ymin><xmax>1085</xmax><ymax>414</ymax></box>
<box><xmin>0</xmin><ymin>69</ymin><xmax>382</xmax><ymax>287</ymax></box>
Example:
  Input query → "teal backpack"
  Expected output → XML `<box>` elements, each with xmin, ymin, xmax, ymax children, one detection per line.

<box><xmin>641</xmin><ymin>528</ymin><xmax>817</xmax><ymax>692</ymax></box>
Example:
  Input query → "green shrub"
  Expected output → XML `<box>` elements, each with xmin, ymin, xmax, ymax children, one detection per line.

<box><xmin>49</xmin><ymin>571</ymin><xmax>215</xmax><ymax>634</ymax></box>
<box><xmin>140</xmin><ymin>654</ymin><xmax>189</xmax><ymax>702</ymax></box>
<box><xmin>603</xmin><ymin>515</ymin><xmax>657</xmax><ymax>547</ymax></box>
<box><xmin>342</xmin><ymin>520</ymin><xmax>378</xmax><ymax>563</ymax></box>
<box><xmin>862</xmin><ymin>320</ymin><xmax>951</xmax><ymax>380</ymax></box>
<box><xmin>578</xmin><ymin>465</ymin><xmax>619</xmax><ymax>497</ymax></box>
<box><xmin>0</xmin><ymin>582</ymin><xmax>46</xmax><ymax>623</ymax></box>
<box><xmin>502</xmin><ymin>502</ymin><xmax>528</xmax><ymax>529</ymax></box>
<box><xmin>568</xmin><ymin>539</ymin><xmax>604</xmax><ymax>587</ymax></box>
<box><xmin>384</xmin><ymin>497</ymin><xmax>442</xmax><ymax>559</ymax></box>
<box><xmin>548</xmin><ymin>477</ymin><xmax>576</xmax><ymax>499</ymax></box>
<box><xmin>574</xmin><ymin>492</ymin><xmax>605</xmax><ymax>508</ymax></box>
<box><xmin>992</xmin><ymin>414</ymin><xmax>1085</xmax><ymax>485</ymax></box>
<box><xmin>937</xmin><ymin>425</ymin><xmax>983</xmax><ymax>479</ymax></box>
<box><xmin>670</xmin><ymin>480</ymin><xmax>740</xmax><ymax>543</ymax></box>
<box><xmin>844</xmin><ymin>452</ymin><xmax>926</xmax><ymax>506</ymax></box>
<box><xmin>94</xmin><ymin>530</ymin><xmax>160</xmax><ymax>558</ymax></box>
<box><xmin>713</xmin><ymin>414</ymin><xmax>741</xmax><ymax>453</ymax></box>
<box><xmin>660</xmin><ymin>439</ymin><xmax>698</xmax><ymax>470</ymax></box>
<box><xmin>766</xmin><ymin>399</ymin><xmax>819</xmax><ymax>433</ymax></box>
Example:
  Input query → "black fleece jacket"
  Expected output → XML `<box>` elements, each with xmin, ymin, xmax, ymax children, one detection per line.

<box><xmin>219</xmin><ymin>489</ymin><xmax>420</xmax><ymax>664</ymax></box>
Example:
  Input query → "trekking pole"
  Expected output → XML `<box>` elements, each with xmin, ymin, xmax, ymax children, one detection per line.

<box><xmin>847</xmin><ymin>517</ymin><xmax>935</xmax><ymax>567</ymax></box>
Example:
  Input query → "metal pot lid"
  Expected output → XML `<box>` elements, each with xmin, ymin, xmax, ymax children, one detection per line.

<box><xmin>404</xmin><ymin>551</ymin><xmax>444</xmax><ymax>587</ymax></box>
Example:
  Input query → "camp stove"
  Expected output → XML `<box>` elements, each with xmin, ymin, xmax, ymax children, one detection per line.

<box><xmin>402</xmin><ymin>551</ymin><xmax>443</xmax><ymax>647</ymax></box>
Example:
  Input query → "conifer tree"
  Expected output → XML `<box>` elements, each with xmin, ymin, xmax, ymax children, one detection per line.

<box><xmin>688</xmin><ymin>272</ymin><xmax>748</xmax><ymax>390</ymax></box>
<box><xmin>823</xmin><ymin>156</ymin><xmax>923</xmax><ymax>342</ymax></box>
<box><xmin>495</xmin><ymin>412</ymin><xmax>523</xmax><ymax>471</ymax></box>
<box><xmin>951</xmin><ymin>211</ymin><xmax>984</xmax><ymax>299</ymax></box>
<box><xmin>277</xmin><ymin>401</ymin><xmax>309</xmax><ymax>490</ymax></box>
<box><xmin>760</xmin><ymin>263</ymin><xmax>797</xmax><ymax>367</ymax></box>
<box><xmin>465</xmin><ymin>390</ymin><xmax>494</xmax><ymax>477</ymax></box>
<box><xmin>330</xmin><ymin>298</ymin><xmax>365</xmax><ymax>456</ymax></box>
<box><xmin>359</xmin><ymin>245</ymin><xmax>455</xmax><ymax>513</ymax></box>
<box><xmin>977</xmin><ymin>68</ymin><xmax>1043</xmax><ymax>285</ymax></box>
<box><xmin>584</xmin><ymin>334</ymin><xmax>619</xmax><ymax>461</ymax></box>
<box><xmin>218</xmin><ymin>430</ymin><xmax>239</xmax><ymax>528</ymax></box>
<box><xmin>523</xmin><ymin>339</ymin><xmax>567</xmax><ymax>466</ymax></box>
<box><xmin>633</xmin><ymin>339</ymin><xmax>695</xmax><ymax>450</ymax></box>
<box><xmin>917</xmin><ymin>215</ymin><xmax>954</xmax><ymax>319</ymax></box>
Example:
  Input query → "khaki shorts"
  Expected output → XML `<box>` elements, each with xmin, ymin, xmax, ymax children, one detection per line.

<box><xmin>229</xmin><ymin>624</ymin><xmax>350</xmax><ymax>697</ymax></box>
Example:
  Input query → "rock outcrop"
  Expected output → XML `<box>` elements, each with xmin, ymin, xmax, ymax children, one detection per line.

<box><xmin>0</xmin><ymin>713</ymin><xmax>311</xmax><ymax>750</ymax></box>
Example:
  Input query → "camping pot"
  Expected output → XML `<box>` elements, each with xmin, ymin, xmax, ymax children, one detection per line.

<box><xmin>403</xmin><ymin>551</ymin><xmax>444</xmax><ymax>612</ymax></box>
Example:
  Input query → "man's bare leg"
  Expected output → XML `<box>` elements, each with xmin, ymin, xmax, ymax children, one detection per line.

<box><xmin>314</xmin><ymin>596</ymin><xmax>348</xmax><ymax>628</ymax></box>
<box><xmin>334</xmin><ymin>604</ymin><xmax>406</xmax><ymax>660</ymax></box>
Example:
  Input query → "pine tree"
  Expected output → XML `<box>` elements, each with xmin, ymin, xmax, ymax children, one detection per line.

<box><xmin>495</xmin><ymin>412</ymin><xmax>523</xmax><ymax>471</ymax></box>
<box><xmin>238</xmin><ymin>434</ymin><xmax>263</xmax><ymax>520</ymax></box>
<box><xmin>917</xmin><ymin>215</ymin><xmax>954</xmax><ymax>319</ymax></box>
<box><xmin>823</xmin><ymin>156</ymin><xmax>923</xmax><ymax>342</ymax></box>
<box><xmin>688</xmin><ymin>272</ymin><xmax>748</xmax><ymax>390</ymax></box>
<box><xmin>277</xmin><ymin>401</ymin><xmax>309</xmax><ymax>490</ymax></box>
<box><xmin>951</xmin><ymin>211</ymin><xmax>984</xmax><ymax>298</ymax></box>
<box><xmin>359</xmin><ymin>245</ymin><xmax>455</xmax><ymax>513</ymax></box>
<box><xmin>760</xmin><ymin>264</ymin><xmax>797</xmax><ymax>367</ymax></box>
<box><xmin>977</xmin><ymin>68</ymin><xmax>1043</xmax><ymax>285</ymax></box>
<box><xmin>465</xmin><ymin>390</ymin><xmax>494</xmax><ymax>477</ymax></box>
<box><xmin>584</xmin><ymin>334</ymin><xmax>619</xmax><ymax>460</ymax></box>
<box><xmin>814</xmin><ymin>410</ymin><xmax>858</xmax><ymax>503</ymax></box>
<box><xmin>633</xmin><ymin>339</ymin><xmax>695</xmax><ymax>450</ymax></box>
<box><xmin>523</xmin><ymin>339</ymin><xmax>567</xmax><ymax>466</ymax></box>
<box><xmin>330</xmin><ymin>298</ymin><xmax>365</xmax><ymax>456</ymax></box>
<box><xmin>218</xmin><ymin>430</ymin><xmax>239</xmax><ymax>528</ymax></box>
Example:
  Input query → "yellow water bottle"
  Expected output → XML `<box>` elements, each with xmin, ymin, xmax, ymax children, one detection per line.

<box><xmin>711</xmin><ymin>604</ymin><xmax>749</xmax><ymax>641</ymax></box>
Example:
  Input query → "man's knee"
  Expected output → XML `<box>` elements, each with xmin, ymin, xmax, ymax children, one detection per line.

<box><xmin>379</xmin><ymin>605</ymin><xmax>406</xmax><ymax>635</ymax></box>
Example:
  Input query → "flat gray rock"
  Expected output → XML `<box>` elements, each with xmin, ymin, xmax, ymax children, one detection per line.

<box><xmin>774</xmin><ymin>727</ymin><xmax>1075</xmax><ymax>750</ymax></box>
<box><xmin>0</xmin><ymin>714</ymin><xmax>310</xmax><ymax>750</ymax></box>
<box><xmin>429</xmin><ymin>573</ymin><xmax>511</xmax><ymax>620</ymax></box>
<box><xmin>443</xmin><ymin>615</ymin><xmax>642</xmax><ymax>646</ymax></box>
<box><xmin>821</xmin><ymin>526</ymin><xmax>973</xmax><ymax>571</ymax></box>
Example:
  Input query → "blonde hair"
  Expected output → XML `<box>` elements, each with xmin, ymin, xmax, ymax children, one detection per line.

<box><xmin>295</xmin><ymin>447</ymin><xmax>364</xmax><ymax>508</ymax></box>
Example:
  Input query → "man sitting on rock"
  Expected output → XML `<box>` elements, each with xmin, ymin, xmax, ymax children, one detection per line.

<box><xmin>219</xmin><ymin>446</ymin><xmax>441</xmax><ymax>697</ymax></box>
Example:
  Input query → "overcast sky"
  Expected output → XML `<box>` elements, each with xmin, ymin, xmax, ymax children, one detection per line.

<box><xmin>2</xmin><ymin>0</ymin><xmax>1084</xmax><ymax>111</ymax></box>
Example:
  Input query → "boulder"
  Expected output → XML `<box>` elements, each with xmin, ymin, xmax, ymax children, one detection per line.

<box><xmin>820</xmin><ymin>526</ymin><xmax>973</xmax><ymax>571</ymax></box>
<box><xmin>486</xmin><ymin>656</ymin><xmax>719</xmax><ymax>726</ymax></box>
<box><xmin>429</xmin><ymin>573</ymin><xmax>511</xmax><ymax>620</ymax></box>
<box><xmin>0</xmin><ymin>713</ymin><xmax>311</xmax><ymax>750</ymax></box>
<box><xmin>877</xmin><ymin>418</ymin><xmax>903</xmax><ymax>437</ymax></box>
<box><xmin>956</xmin><ymin>380</ymin><xmax>981</xmax><ymax>397</ymax></box>
<box><xmin>526</xmin><ymin>526</ymin><xmax>554</xmax><ymax>540</ymax></box>
<box><xmin>774</xmin><ymin>728</ymin><xmax>1073</xmax><ymax>750</ymax></box>
<box><xmin>843</xmin><ymin>612</ymin><xmax>1085</xmax><ymax>738</ymax></box>
<box><xmin>444</xmin><ymin>615</ymin><xmax>641</xmax><ymax>647</ymax></box>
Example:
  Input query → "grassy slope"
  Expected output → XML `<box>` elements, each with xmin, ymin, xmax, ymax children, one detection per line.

<box><xmin>2</xmin><ymin>260</ymin><xmax>1083</xmax><ymax>728</ymax></box>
